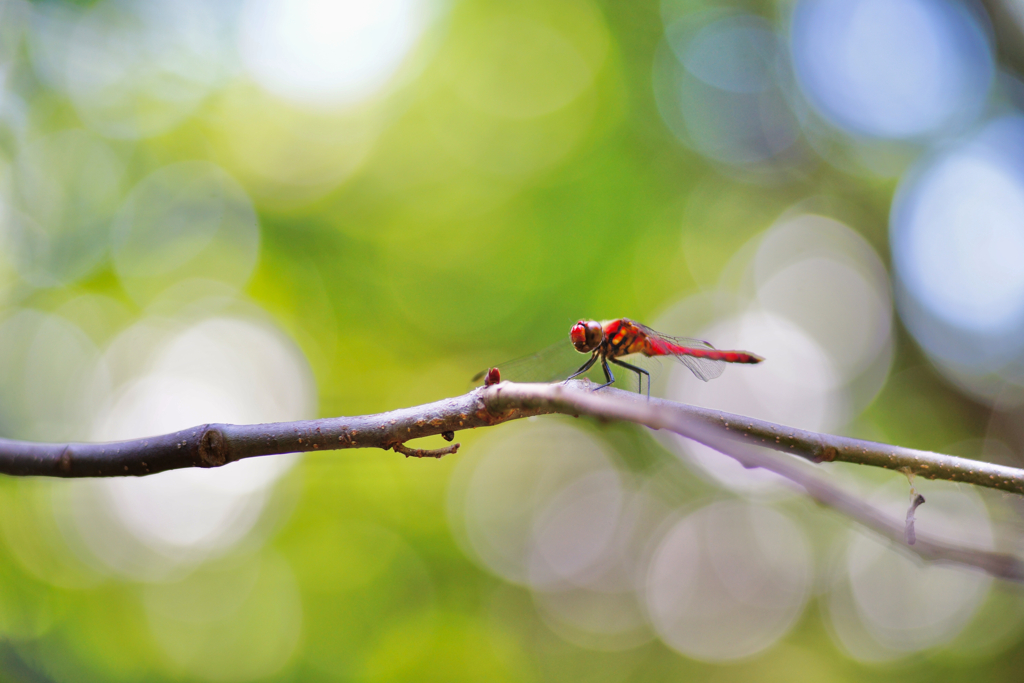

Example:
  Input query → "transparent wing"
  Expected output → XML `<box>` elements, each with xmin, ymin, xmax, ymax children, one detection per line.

<box><xmin>676</xmin><ymin>354</ymin><xmax>726</xmax><ymax>382</ymax></box>
<box><xmin>633</xmin><ymin>322</ymin><xmax>727</xmax><ymax>383</ymax></box>
<box><xmin>633</xmin><ymin>321</ymin><xmax>714</xmax><ymax>349</ymax></box>
<box><xmin>472</xmin><ymin>340</ymin><xmax>598</xmax><ymax>385</ymax></box>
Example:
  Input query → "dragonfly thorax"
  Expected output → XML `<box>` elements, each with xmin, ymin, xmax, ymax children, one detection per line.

<box><xmin>570</xmin><ymin>320</ymin><xmax>604</xmax><ymax>353</ymax></box>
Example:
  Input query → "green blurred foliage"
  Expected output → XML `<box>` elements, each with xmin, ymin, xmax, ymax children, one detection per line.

<box><xmin>0</xmin><ymin>0</ymin><xmax>1017</xmax><ymax>681</ymax></box>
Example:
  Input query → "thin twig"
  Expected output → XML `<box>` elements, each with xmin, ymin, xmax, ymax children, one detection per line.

<box><xmin>391</xmin><ymin>442</ymin><xmax>460</xmax><ymax>458</ymax></box>
<box><xmin>906</xmin><ymin>494</ymin><xmax>926</xmax><ymax>546</ymax></box>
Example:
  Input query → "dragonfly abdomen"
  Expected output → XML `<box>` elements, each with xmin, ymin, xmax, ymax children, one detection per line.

<box><xmin>702</xmin><ymin>349</ymin><xmax>762</xmax><ymax>364</ymax></box>
<box><xmin>651</xmin><ymin>343</ymin><xmax>763</xmax><ymax>364</ymax></box>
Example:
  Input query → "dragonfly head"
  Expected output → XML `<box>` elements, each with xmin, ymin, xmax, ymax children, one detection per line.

<box><xmin>570</xmin><ymin>320</ymin><xmax>604</xmax><ymax>353</ymax></box>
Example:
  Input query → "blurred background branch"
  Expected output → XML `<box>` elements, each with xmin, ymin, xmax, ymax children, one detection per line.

<box><xmin>491</xmin><ymin>383</ymin><xmax>1024</xmax><ymax>581</ymax></box>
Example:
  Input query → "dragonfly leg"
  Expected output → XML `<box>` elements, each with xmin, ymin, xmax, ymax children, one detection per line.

<box><xmin>593</xmin><ymin>357</ymin><xmax>616</xmax><ymax>391</ymax></box>
<box><xmin>565</xmin><ymin>352</ymin><xmax>599</xmax><ymax>383</ymax></box>
<box><xmin>610</xmin><ymin>358</ymin><xmax>650</xmax><ymax>398</ymax></box>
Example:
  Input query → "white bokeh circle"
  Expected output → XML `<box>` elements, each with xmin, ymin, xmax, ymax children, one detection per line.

<box><xmin>646</xmin><ymin>500</ymin><xmax>812</xmax><ymax>661</ymax></box>
<box><xmin>654</xmin><ymin>12</ymin><xmax>803</xmax><ymax>170</ymax></box>
<box><xmin>112</xmin><ymin>161</ymin><xmax>260</xmax><ymax>303</ymax></box>
<box><xmin>238</xmin><ymin>0</ymin><xmax>431</xmax><ymax>108</ymax></box>
<box><xmin>826</xmin><ymin>480</ymin><xmax>993</xmax><ymax>660</ymax></box>
<box><xmin>6</xmin><ymin>129</ymin><xmax>124</xmax><ymax>286</ymax></box>
<box><xmin>665</xmin><ymin>310</ymin><xmax>845</xmax><ymax>494</ymax></box>
<box><xmin>66</xmin><ymin>0</ymin><xmax>226</xmax><ymax>139</ymax></box>
<box><xmin>790</xmin><ymin>0</ymin><xmax>993</xmax><ymax>139</ymax></box>
<box><xmin>448</xmin><ymin>420</ymin><xmax>621</xmax><ymax>587</ymax></box>
<box><xmin>70</xmin><ymin>313</ymin><xmax>316</xmax><ymax>580</ymax></box>
<box><xmin>753</xmin><ymin>213</ymin><xmax>893</xmax><ymax>385</ymax></box>
<box><xmin>0</xmin><ymin>309</ymin><xmax>108</xmax><ymax>442</ymax></box>
<box><xmin>893</xmin><ymin>117</ymin><xmax>1024</xmax><ymax>340</ymax></box>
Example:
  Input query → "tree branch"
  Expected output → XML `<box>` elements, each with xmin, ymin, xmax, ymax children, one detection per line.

<box><xmin>1</xmin><ymin>380</ymin><xmax>1022</xmax><ymax>579</ymax></box>
<box><xmin>1</xmin><ymin>381</ymin><xmax>1022</xmax><ymax>489</ymax></box>
<box><xmin>0</xmin><ymin>388</ymin><xmax>542</xmax><ymax>477</ymax></box>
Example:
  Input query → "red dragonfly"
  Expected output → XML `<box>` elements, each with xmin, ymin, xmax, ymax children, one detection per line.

<box><xmin>476</xmin><ymin>318</ymin><xmax>763</xmax><ymax>397</ymax></box>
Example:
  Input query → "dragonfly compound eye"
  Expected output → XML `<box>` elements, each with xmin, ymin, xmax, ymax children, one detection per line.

<box><xmin>570</xmin><ymin>320</ymin><xmax>604</xmax><ymax>352</ymax></box>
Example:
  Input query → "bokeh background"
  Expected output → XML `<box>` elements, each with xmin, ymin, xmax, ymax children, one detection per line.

<box><xmin>0</xmin><ymin>0</ymin><xmax>1024</xmax><ymax>679</ymax></box>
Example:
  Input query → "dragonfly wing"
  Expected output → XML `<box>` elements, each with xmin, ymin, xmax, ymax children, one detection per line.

<box><xmin>676</xmin><ymin>354</ymin><xmax>726</xmax><ymax>382</ymax></box>
<box><xmin>633</xmin><ymin>322</ymin><xmax>714</xmax><ymax>349</ymax></box>
<box><xmin>473</xmin><ymin>340</ymin><xmax>596</xmax><ymax>385</ymax></box>
<box><xmin>641</xmin><ymin>326</ymin><xmax>728</xmax><ymax>382</ymax></box>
